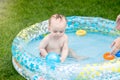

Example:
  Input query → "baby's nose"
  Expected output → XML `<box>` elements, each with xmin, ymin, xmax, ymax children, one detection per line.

<box><xmin>57</xmin><ymin>32</ymin><xmax>60</xmax><ymax>35</ymax></box>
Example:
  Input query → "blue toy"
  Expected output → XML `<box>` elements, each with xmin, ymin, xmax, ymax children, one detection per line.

<box><xmin>45</xmin><ymin>52</ymin><xmax>60</xmax><ymax>70</ymax></box>
<box><xmin>115</xmin><ymin>51</ymin><xmax>120</xmax><ymax>57</ymax></box>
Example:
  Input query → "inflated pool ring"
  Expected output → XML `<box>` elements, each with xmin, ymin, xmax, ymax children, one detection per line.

<box><xmin>76</xmin><ymin>30</ymin><xmax>86</xmax><ymax>36</ymax></box>
<box><xmin>12</xmin><ymin>16</ymin><xmax>120</xmax><ymax>80</ymax></box>
<box><xmin>103</xmin><ymin>52</ymin><xmax>115</xmax><ymax>60</ymax></box>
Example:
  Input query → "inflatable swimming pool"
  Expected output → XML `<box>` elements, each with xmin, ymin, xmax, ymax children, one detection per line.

<box><xmin>12</xmin><ymin>16</ymin><xmax>120</xmax><ymax>80</ymax></box>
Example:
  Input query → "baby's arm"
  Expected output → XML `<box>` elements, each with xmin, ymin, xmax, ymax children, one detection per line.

<box><xmin>111</xmin><ymin>37</ymin><xmax>120</xmax><ymax>55</ymax></box>
<box><xmin>111</xmin><ymin>41</ymin><xmax>115</xmax><ymax>48</ymax></box>
<box><xmin>60</xmin><ymin>36</ymin><xmax>68</xmax><ymax>62</ymax></box>
<box><xmin>111</xmin><ymin>15</ymin><xmax>120</xmax><ymax>54</ymax></box>
<box><xmin>39</xmin><ymin>35</ymin><xmax>49</xmax><ymax>57</ymax></box>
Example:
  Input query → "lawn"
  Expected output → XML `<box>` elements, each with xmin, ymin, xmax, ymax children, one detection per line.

<box><xmin>0</xmin><ymin>0</ymin><xmax>120</xmax><ymax>80</ymax></box>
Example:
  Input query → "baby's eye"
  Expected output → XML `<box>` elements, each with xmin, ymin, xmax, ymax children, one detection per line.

<box><xmin>60</xmin><ymin>31</ymin><xmax>63</xmax><ymax>33</ymax></box>
<box><xmin>54</xmin><ymin>31</ymin><xmax>57</xmax><ymax>33</ymax></box>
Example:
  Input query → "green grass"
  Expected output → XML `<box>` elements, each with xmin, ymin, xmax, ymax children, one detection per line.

<box><xmin>0</xmin><ymin>0</ymin><xmax>120</xmax><ymax>79</ymax></box>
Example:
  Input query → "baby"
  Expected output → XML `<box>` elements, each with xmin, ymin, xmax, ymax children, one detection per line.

<box><xmin>111</xmin><ymin>14</ymin><xmax>120</xmax><ymax>55</ymax></box>
<box><xmin>39</xmin><ymin>14</ymin><xmax>85</xmax><ymax>62</ymax></box>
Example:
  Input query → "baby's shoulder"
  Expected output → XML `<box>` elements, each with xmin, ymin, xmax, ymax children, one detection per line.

<box><xmin>42</xmin><ymin>34</ymin><xmax>51</xmax><ymax>41</ymax></box>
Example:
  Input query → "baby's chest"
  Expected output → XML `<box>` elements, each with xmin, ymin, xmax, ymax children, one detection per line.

<box><xmin>48</xmin><ymin>40</ymin><xmax>64</xmax><ymax>48</ymax></box>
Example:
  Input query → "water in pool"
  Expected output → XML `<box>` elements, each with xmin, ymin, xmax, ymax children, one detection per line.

<box><xmin>25</xmin><ymin>31</ymin><xmax>117</xmax><ymax>65</ymax></box>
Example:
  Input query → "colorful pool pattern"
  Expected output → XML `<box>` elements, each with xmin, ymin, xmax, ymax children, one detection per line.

<box><xmin>12</xmin><ymin>16</ymin><xmax>120</xmax><ymax>80</ymax></box>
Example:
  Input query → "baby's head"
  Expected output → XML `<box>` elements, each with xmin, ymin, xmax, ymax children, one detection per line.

<box><xmin>48</xmin><ymin>14</ymin><xmax>67</xmax><ymax>38</ymax></box>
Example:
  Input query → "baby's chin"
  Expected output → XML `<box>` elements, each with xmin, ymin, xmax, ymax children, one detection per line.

<box><xmin>53</xmin><ymin>36</ymin><xmax>62</xmax><ymax>39</ymax></box>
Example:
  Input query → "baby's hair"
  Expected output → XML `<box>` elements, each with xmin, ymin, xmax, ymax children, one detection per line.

<box><xmin>49</xmin><ymin>14</ymin><xmax>67</xmax><ymax>25</ymax></box>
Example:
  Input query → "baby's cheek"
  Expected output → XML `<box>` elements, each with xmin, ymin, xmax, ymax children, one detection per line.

<box><xmin>60</xmin><ymin>33</ymin><xmax>64</xmax><ymax>36</ymax></box>
<box><xmin>52</xmin><ymin>33</ymin><xmax>56</xmax><ymax>36</ymax></box>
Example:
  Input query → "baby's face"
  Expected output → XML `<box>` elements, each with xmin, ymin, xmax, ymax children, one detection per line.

<box><xmin>49</xmin><ymin>19</ymin><xmax>66</xmax><ymax>38</ymax></box>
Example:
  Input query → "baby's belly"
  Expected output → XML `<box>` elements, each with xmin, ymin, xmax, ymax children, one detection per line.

<box><xmin>47</xmin><ymin>48</ymin><xmax>61</xmax><ymax>54</ymax></box>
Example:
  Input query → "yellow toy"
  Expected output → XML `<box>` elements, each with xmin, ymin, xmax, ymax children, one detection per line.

<box><xmin>76</xmin><ymin>30</ymin><xmax>87</xmax><ymax>36</ymax></box>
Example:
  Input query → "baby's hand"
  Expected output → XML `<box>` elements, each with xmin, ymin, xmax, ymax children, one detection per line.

<box><xmin>111</xmin><ymin>37</ymin><xmax>120</xmax><ymax>55</ymax></box>
<box><xmin>60</xmin><ymin>57</ymin><xmax>65</xmax><ymax>63</ymax></box>
<box><xmin>111</xmin><ymin>48</ymin><xmax>119</xmax><ymax>55</ymax></box>
<box><xmin>111</xmin><ymin>37</ymin><xmax>120</xmax><ymax>49</ymax></box>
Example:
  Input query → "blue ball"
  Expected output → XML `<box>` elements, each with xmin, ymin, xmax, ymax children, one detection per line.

<box><xmin>45</xmin><ymin>52</ymin><xmax>60</xmax><ymax>69</ymax></box>
<box><xmin>115</xmin><ymin>51</ymin><xmax>120</xmax><ymax>57</ymax></box>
